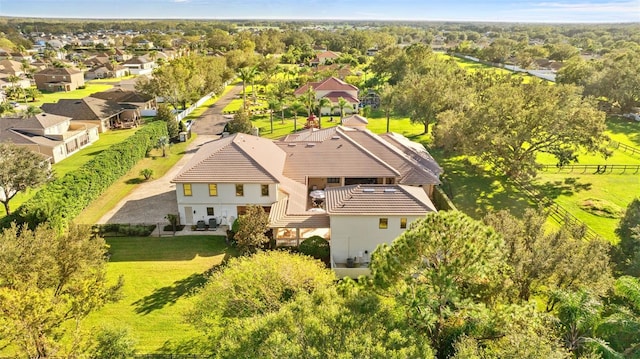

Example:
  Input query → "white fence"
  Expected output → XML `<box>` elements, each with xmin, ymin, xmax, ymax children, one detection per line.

<box><xmin>174</xmin><ymin>92</ymin><xmax>215</xmax><ymax>122</ymax></box>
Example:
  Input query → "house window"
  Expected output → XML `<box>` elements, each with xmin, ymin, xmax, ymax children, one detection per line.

<box><xmin>400</xmin><ymin>218</ymin><xmax>407</xmax><ymax>229</ymax></box>
<box><xmin>206</xmin><ymin>207</ymin><xmax>214</xmax><ymax>216</ymax></box>
<box><xmin>379</xmin><ymin>218</ymin><xmax>388</xmax><ymax>229</ymax></box>
<box><xmin>261</xmin><ymin>184</ymin><xmax>269</xmax><ymax>196</ymax></box>
<box><xmin>208</xmin><ymin>184</ymin><xmax>217</xmax><ymax>196</ymax></box>
<box><xmin>327</xmin><ymin>177</ymin><xmax>340</xmax><ymax>184</ymax></box>
<box><xmin>235</xmin><ymin>184</ymin><xmax>244</xmax><ymax>196</ymax></box>
<box><xmin>183</xmin><ymin>184</ymin><xmax>192</xmax><ymax>196</ymax></box>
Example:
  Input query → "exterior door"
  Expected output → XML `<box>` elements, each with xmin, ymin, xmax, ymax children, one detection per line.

<box><xmin>185</xmin><ymin>206</ymin><xmax>193</xmax><ymax>225</ymax></box>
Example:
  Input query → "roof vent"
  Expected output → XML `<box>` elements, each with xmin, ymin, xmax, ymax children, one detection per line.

<box><xmin>306</xmin><ymin>143</ymin><xmax>316</xmax><ymax>147</ymax></box>
<box><xmin>287</xmin><ymin>143</ymin><xmax>296</xmax><ymax>147</ymax></box>
<box><xmin>331</xmin><ymin>136</ymin><xmax>340</xmax><ymax>140</ymax></box>
<box><xmin>384</xmin><ymin>188</ymin><xmax>397</xmax><ymax>193</ymax></box>
<box><xmin>362</xmin><ymin>188</ymin><xmax>375</xmax><ymax>193</ymax></box>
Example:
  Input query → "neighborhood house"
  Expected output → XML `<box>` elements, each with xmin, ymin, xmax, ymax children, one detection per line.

<box><xmin>172</xmin><ymin>120</ymin><xmax>442</xmax><ymax>277</ymax></box>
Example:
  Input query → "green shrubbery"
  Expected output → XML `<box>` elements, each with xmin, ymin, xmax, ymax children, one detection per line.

<box><xmin>298</xmin><ymin>235</ymin><xmax>330</xmax><ymax>261</ymax></box>
<box><xmin>1</xmin><ymin>122</ymin><xmax>168</xmax><ymax>229</ymax></box>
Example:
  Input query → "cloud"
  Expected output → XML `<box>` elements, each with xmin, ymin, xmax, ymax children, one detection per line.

<box><xmin>173</xmin><ymin>0</ymin><xmax>189</xmax><ymax>3</ymax></box>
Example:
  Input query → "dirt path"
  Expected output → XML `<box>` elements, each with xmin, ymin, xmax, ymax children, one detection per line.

<box><xmin>97</xmin><ymin>84</ymin><xmax>243</xmax><ymax>225</ymax></box>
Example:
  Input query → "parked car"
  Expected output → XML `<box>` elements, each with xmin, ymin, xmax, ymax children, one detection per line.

<box><xmin>623</xmin><ymin>113</ymin><xmax>640</xmax><ymax>122</ymax></box>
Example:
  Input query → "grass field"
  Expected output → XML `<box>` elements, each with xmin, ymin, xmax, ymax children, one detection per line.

<box><xmin>31</xmin><ymin>83</ymin><xmax>114</xmax><ymax>107</ymax></box>
<box><xmin>83</xmin><ymin>235</ymin><xmax>236</xmax><ymax>353</ymax></box>
<box><xmin>0</xmin><ymin>128</ymin><xmax>139</xmax><ymax>218</ymax></box>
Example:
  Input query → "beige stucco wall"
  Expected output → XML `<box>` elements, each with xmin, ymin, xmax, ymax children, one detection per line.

<box><xmin>176</xmin><ymin>182</ymin><xmax>277</xmax><ymax>225</ymax></box>
<box><xmin>329</xmin><ymin>214</ymin><xmax>424</xmax><ymax>265</ymax></box>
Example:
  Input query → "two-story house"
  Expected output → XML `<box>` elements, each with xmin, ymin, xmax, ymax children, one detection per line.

<box><xmin>0</xmin><ymin>112</ymin><xmax>99</xmax><ymax>163</ymax></box>
<box><xmin>294</xmin><ymin>77</ymin><xmax>360</xmax><ymax>116</ymax></box>
<box><xmin>33</xmin><ymin>67</ymin><xmax>85</xmax><ymax>92</ymax></box>
<box><xmin>172</xmin><ymin>120</ymin><xmax>442</xmax><ymax>277</ymax></box>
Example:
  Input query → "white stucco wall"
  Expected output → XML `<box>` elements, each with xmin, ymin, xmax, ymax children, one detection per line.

<box><xmin>329</xmin><ymin>214</ymin><xmax>423</xmax><ymax>265</ymax></box>
<box><xmin>176</xmin><ymin>182</ymin><xmax>277</xmax><ymax>225</ymax></box>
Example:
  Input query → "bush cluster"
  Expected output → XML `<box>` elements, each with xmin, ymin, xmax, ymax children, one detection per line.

<box><xmin>92</xmin><ymin>223</ymin><xmax>157</xmax><ymax>237</ymax></box>
<box><xmin>1</xmin><ymin>122</ymin><xmax>168</xmax><ymax>229</ymax></box>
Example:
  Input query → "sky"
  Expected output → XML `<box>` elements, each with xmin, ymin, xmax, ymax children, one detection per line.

<box><xmin>1</xmin><ymin>0</ymin><xmax>639</xmax><ymax>23</ymax></box>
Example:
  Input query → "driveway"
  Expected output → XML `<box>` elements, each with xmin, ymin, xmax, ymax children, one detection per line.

<box><xmin>97</xmin><ymin>83</ymin><xmax>243</xmax><ymax>225</ymax></box>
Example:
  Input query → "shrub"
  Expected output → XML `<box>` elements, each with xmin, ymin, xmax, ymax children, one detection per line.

<box><xmin>140</xmin><ymin>168</ymin><xmax>154</xmax><ymax>180</ymax></box>
<box><xmin>299</xmin><ymin>235</ymin><xmax>330</xmax><ymax>261</ymax></box>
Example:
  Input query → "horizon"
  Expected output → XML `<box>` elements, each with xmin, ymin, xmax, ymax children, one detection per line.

<box><xmin>1</xmin><ymin>0</ymin><xmax>639</xmax><ymax>24</ymax></box>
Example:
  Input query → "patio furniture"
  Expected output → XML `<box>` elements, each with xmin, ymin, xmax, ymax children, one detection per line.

<box><xmin>208</xmin><ymin>218</ymin><xmax>218</xmax><ymax>230</ymax></box>
<box><xmin>195</xmin><ymin>220</ymin><xmax>206</xmax><ymax>231</ymax></box>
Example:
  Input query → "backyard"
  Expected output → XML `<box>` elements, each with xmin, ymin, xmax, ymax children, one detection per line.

<box><xmin>29</xmin><ymin>82</ymin><xmax>115</xmax><ymax>107</ymax></box>
<box><xmin>84</xmin><ymin>235</ymin><xmax>235</xmax><ymax>353</ymax></box>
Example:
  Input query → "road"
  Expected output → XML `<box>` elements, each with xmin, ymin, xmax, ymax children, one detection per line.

<box><xmin>96</xmin><ymin>84</ymin><xmax>243</xmax><ymax>225</ymax></box>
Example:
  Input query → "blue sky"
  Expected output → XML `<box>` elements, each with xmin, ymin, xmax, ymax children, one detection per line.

<box><xmin>1</xmin><ymin>0</ymin><xmax>638</xmax><ymax>22</ymax></box>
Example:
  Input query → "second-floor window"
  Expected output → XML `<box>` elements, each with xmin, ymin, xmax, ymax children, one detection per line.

<box><xmin>379</xmin><ymin>218</ymin><xmax>388</xmax><ymax>229</ymax></box>
<box><xmin>183</xmin><ymin>183</ymin><xmax>192</xmax><ymax>196</ymax></box>
<box><xmin>235</xmin><ymin>184</ymin><xmax>244</xmax><ymax>196</ymax></box>
<box><xmin>400</xmin><ymin>218</ymin><xmax>407</xmax><ymax>229</ymax></box>
<box><xmin>327</xmin><ymin>177</ymin><xmax>340</xmax><ymax>184</ymax></box>
<box><xmin>261</xmin><ymin>184</ymin><xmax>269</xmax><ymax>196</ymax></box>
<box><xmin>209</xmin><ymin>184</ymin><xmax>217</xmax><ymax>196</ymax></box>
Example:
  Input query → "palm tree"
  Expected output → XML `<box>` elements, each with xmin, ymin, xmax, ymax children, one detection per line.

<box><xmin>378</xmin><ymin>84</ymin><xmax>395</xmax><ymax>133</ymax></box>
<box><xmin>0</xmin><ymin>101</ymin><xmax>16</xmax><ymax>116</ymax></box>
<box><xmin>267</xmin><ymin>97</ymin><xmax>281</xmax><ymax>134</ymax></box>
<box><xmin>25</xmin><ymin>87</ymin><xmax>41</xmax><ymax>103</ymax></box>
<box><xmin>6</xmin><ymin>75</ymin><xmax>20</xmax><ymax>88</ymax></box>
<box><xmin>301</xmin><ymin>86</ymin><xmax>316</xmax><ymax>117</ymax></box>
<box><xmin>337</xmin><ymin>97</ymin><xmax>348</xmax><ymax>125</ymax></box>
<box><xmin>289</xmin><ymin>101</ymin><xmax>306</xmax><ymax>133</ymax></box>
<box><xmin>238</xmin><ymin>66</ymin><xmax>258</xmax><ymax>110</ymax></box>
<box><xmin>22</xmin><ymin>105</ymin><xmax>43</xmax><ymax>118</ymax></box>
<box><xmin>156</xmin><ymin>136</ymin><xmax>169</xmax><ymax>157</ymax></box>
<box><xmin>316</xmin><ymin>97</ymin><xmax>331</xmax><ymax>129</ymax></box>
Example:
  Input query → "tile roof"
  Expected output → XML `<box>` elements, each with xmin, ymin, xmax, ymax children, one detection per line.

<box><xmin>172</xmin><ymin>133</ymin><xmax>286</xmax><ymax>183</ymax></box>
<box><xmin>279</xmin><ymin>126</ymin><xmax>440</xmax><ymax>186</ymax></box>
<box><xmin>322</xmin><ymin>91</ymin><xmax>359</xmax><ymax>104</ymax></box>
<box><xmin>342</xmin><ymin>115</ymin><xmax>368</xmax><ymax>126</ymax></box>
<box><xmin>325</xmin><ymin>184</ymin><xmax>436</xmax><ymax>215</ymax></box>
<box><xmin>379</xmin><ymin>132</ymin><xmax>443</xmax><ymax>177</ymax></box>
<box><xmin>41</xmin><ymin>97</ymin><xmax>123</xmax><ymax>120</ymax></box>
<box><xmin>294</xmin><ymin>77</ymin><xmax>358</xmax><ymax>95</ymax></box>
<box><xmin>269</xmin><ymin>197</ymin><xmax>331</xmax><ymax>228</ymax></box>
<box><xmin>277</xmin><ymin>129</ymin><xmax>401</xmax><ymax>183</ymax></box>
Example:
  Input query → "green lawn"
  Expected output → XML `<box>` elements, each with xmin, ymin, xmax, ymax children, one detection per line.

<box><xmin>31</xmin><ymin>83</ymin><xmax>114</xmax><ymax>107</ymax></box>
<box><xmin>0</xmin><ymin>128</ymin><xmax>139</xmax><ymax>218</ymax></box>
<box><xmin>83</xmin><ymin>235</ymin><xmax>236</xmax><ymax>353</ymax></box>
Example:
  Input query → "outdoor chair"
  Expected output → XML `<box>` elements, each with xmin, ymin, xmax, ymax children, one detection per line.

<box><xmin>208</xmin><ymin>218</ymin><xmax>218</xmax><ymax>230</ymax></box>
<box><xmin>195</xmin><ymin>220</ymin><xmax>206</xmax><ymax>231</ymax></box>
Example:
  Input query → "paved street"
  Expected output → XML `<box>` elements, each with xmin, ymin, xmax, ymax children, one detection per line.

<box><xmin>96</xmin><ymin>84</ymin><xmax>243</xmax><ymax>225</ymax></box>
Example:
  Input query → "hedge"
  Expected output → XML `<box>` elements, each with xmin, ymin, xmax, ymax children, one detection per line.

<box><xmin>1</xmin><ymin>121</ymin><xmax>168</xmax><ymax>229</ymax></box>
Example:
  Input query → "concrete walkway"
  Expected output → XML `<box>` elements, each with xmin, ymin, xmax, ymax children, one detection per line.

<box><xmin>96</xmin><ymin>83</ymin><xmax>243</xmax><ymax>226</ymax></box>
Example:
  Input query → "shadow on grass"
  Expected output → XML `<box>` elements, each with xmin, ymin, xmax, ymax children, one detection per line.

<box><xmin>430</xmin><ymin>149</ymin><xmax>532</xmax><ymax>219</ymax></box>
<box><xmin>531</xmin><ymin>177</ymin><xmax>592</xmax><ymax>200</ymax></box>
<box><xmin>133</xmin><ymin>271</ymin><xmax>209</xmax><ymax>314</ymax></box>
<box><xmin>607</xmin><ymin>116</ymin><xmax>640</xmax><ymax>147</ymax></box>
<box><xmin>125</xmin><ymin>177</ymin><xmax>145</xmax><ymax>184</ymax></box>
<box><xmin>132</xmin><ymin>251</ymin><xmax>234</xmax><ymax>315</ymax></box>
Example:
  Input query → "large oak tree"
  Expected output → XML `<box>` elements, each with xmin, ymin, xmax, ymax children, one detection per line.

<box><xmin>0</xmin><ymin>143</ymin><xmax>52</xmax><ymax>215</ymax></box>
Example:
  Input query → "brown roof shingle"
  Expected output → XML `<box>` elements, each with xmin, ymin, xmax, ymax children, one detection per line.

<box><xmin>325</xmin><ymin>184</ymin><xmax>436</xmax><ymax>215</ymax></box>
